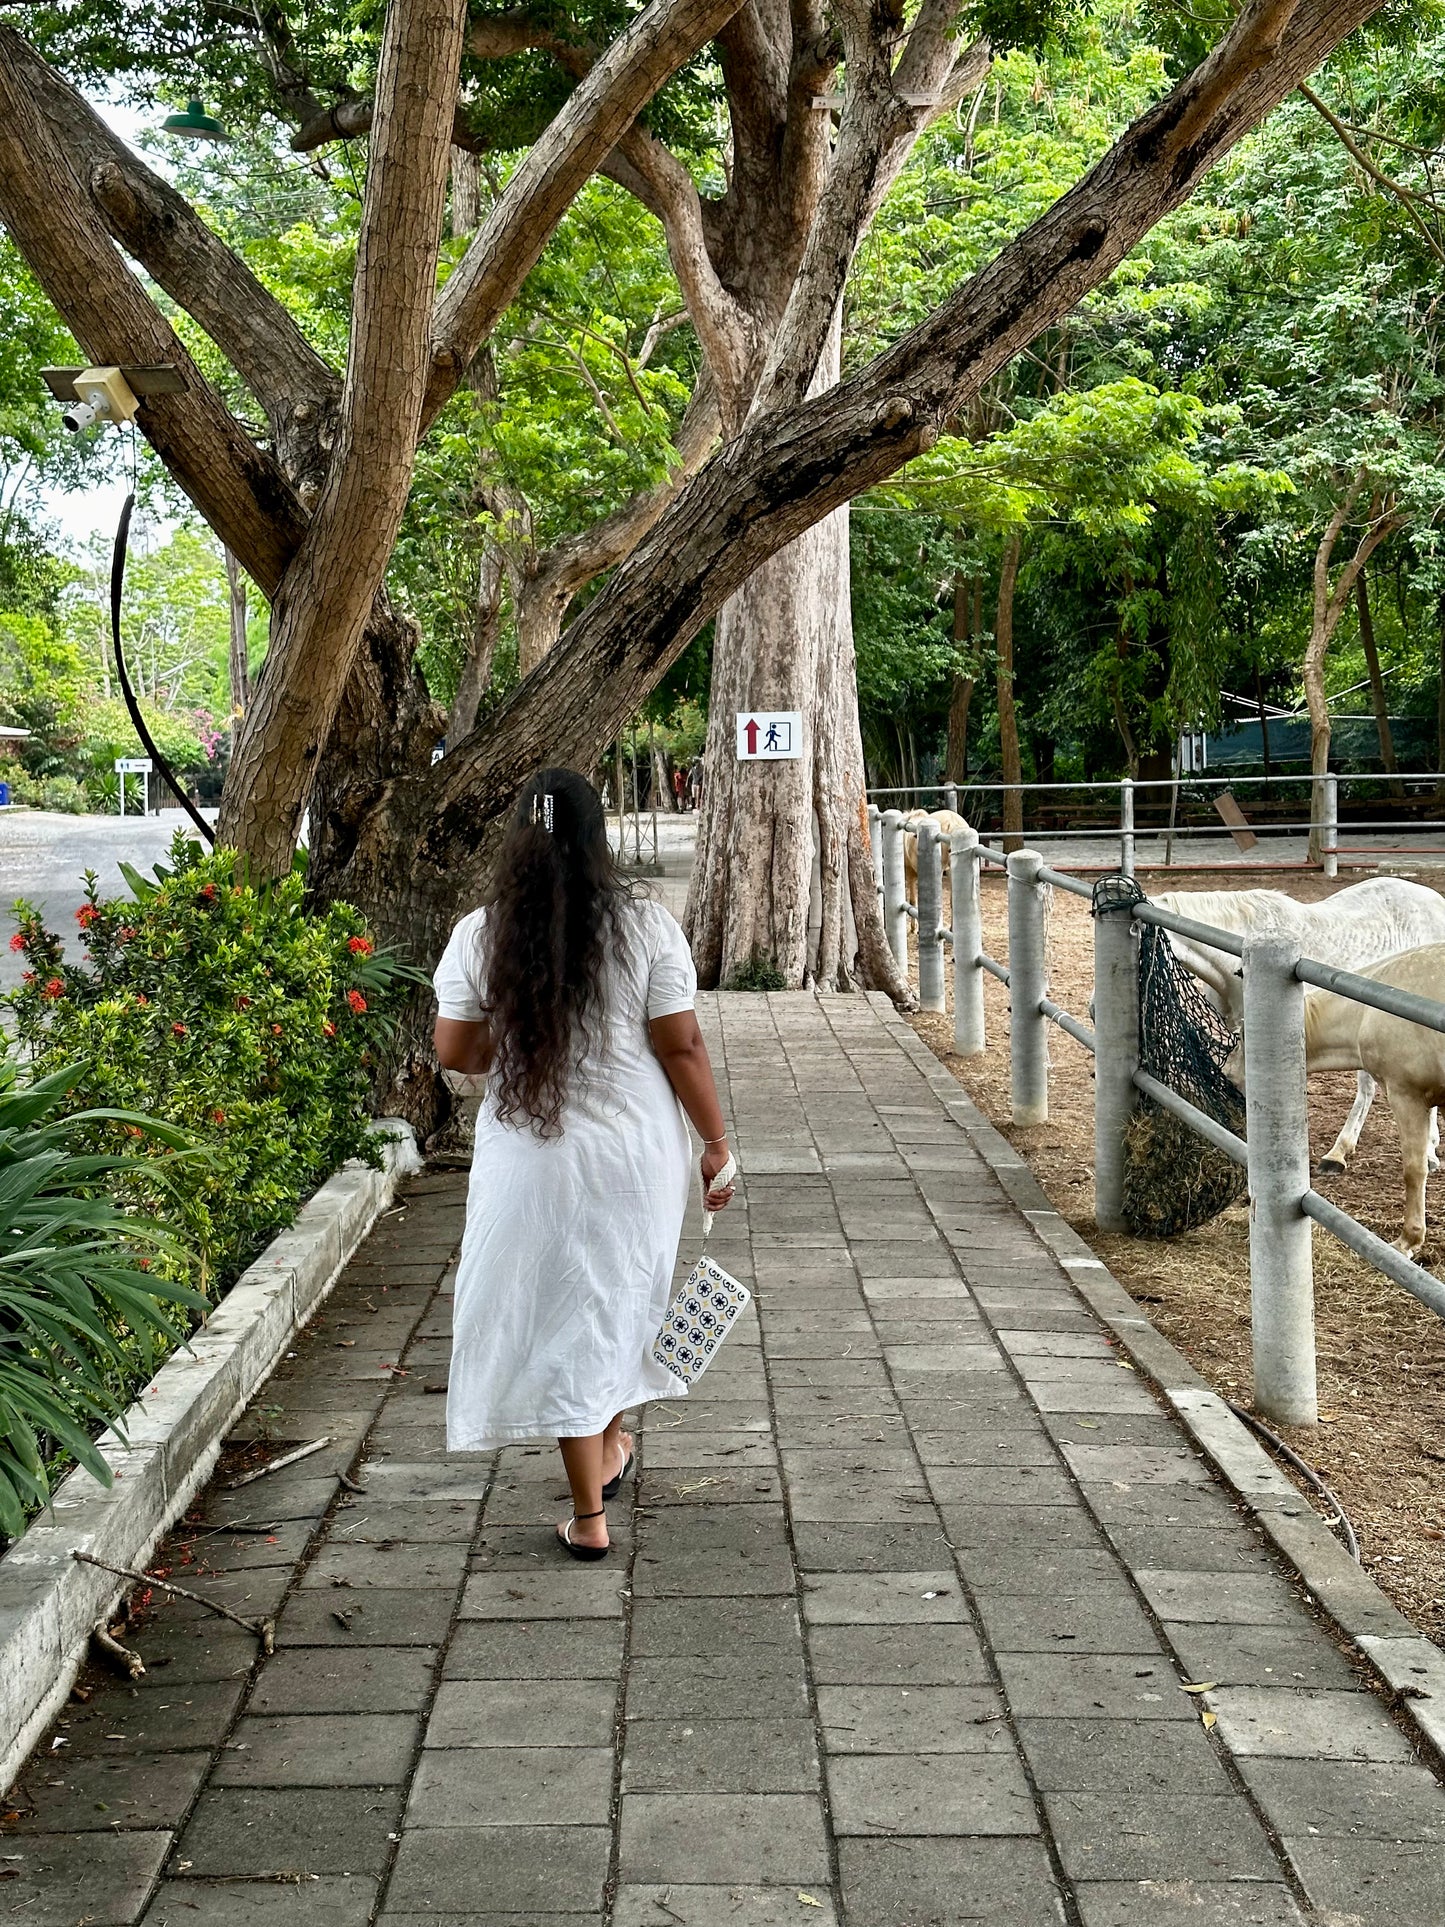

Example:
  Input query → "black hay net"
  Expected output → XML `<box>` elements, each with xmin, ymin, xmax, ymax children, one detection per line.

<box><xmin>1092</xmin><ymin>874</ymin><xmax>1248</xmax><ymax>1239</ymax></box>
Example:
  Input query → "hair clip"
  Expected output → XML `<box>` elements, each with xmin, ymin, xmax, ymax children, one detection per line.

<box><xmin>532</xmin><ymin>792</ymin><xmax>554</xmax><ymax>832</ymax></box>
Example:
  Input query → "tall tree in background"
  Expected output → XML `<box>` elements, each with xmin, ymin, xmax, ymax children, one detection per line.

<box><xmin>0</xmin><ymin>0</ymin><xmax>1395</xmax><ymax>1118</ymax></box>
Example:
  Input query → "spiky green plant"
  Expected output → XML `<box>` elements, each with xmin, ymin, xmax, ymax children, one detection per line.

<box><xmin>0</xmin><ymin>1061</ymin><xmax>203</xmax><ymax>1539</ymax></box>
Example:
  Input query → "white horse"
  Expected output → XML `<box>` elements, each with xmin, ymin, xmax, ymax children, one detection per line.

<box><xmin>1155</xmin><ymin>879</ymin><xmax>1445</xmax><ymax>1172</ymax></box>
<box><xmin>903</xmin><ymin>809</ymin><xmax>971</xmax><ymax>897</ymax></box>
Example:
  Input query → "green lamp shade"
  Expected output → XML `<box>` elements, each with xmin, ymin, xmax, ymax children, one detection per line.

<box><xmin>161</xmin><ymin>99</ymin><xmax>231</xmax><ymax>142</ymax></box>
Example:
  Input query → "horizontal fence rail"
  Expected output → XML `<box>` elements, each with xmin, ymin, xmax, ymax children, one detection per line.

<box><xmin>891</xmin><ymin>815</ymin><xmax>1445</xmax><ymax>1429</ymax></box>
<box><xmin>870</xmin><ymin>770</ymin><xmax>1445</xmax><ymax>880</ymax></box>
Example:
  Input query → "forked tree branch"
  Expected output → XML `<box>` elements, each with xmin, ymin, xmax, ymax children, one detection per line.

<box><xmin>613</xmin><ymin>126</ymin><xmax>756</xmax><ymax>416</ymax></box>
<box><xmin>424</xmin><ymin>0</ymin><xmax>745</xmax><ymax>424</ymax></box>
<box><xmin>515</xmin><ymin>373</ymin><xmax>721</xmax><ymax>669</ymax></box>
<box><xmin>751</xmin><ymin>18</ymin><xmax>990</xmax><ymax>421</ymax></box>
<box><xmin>0</xmin><ymin>33</ymin><xmax>337</xmax><ymax>436</ymax></box>
<box><xmin>425</xmin><ymin>0</ymin><xmax>1387</xmax><ymax>835</ymax></box>
<box><xmin>0</xmin><ymin>30</ymin><xmax>307</xmax><ymax>593</ymax></box>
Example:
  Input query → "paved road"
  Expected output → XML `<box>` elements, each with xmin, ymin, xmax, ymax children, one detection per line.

<box><xmin>8</xmin><ymin>990</ymin><xmax>1445</xmax><ymax>1924</ymax></box>
<box><xmin>0</xmin><ymin>808</ymin><xmax>215</xmax><ymax>991</ymax></box>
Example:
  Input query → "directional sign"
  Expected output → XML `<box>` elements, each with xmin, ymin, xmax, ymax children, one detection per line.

<box><xmin>736</xmin><ymin>711</ymin><xmax>802</xmax><ymax>761</ymax></box>
<box><xmin>115</xmin><ymin>756</ymin><xmax>153</xmax><ymax>774</ymax></box>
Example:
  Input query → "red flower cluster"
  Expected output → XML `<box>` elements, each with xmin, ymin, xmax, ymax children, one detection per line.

<box><xmin>211</xmin><ymin>1109</ymin><xmax>227</xmax><ymax>1125</ymax></box>
<box><xmin>322</xmin><ymin>1020</ymin><xmax>337</xmax><ymax>1038</ymax></box>
<box><xmin>8</xmin><ymin>932</ymin><xmax>24</xmax><ymax>952</ymax></box>
<box><xmin>136</xmin><ymin>993</ymin><xmax>149</xmax><ymax>1007</ymax></box>
<box><xmin>346</xmin><ymin>989</ymin><xmax>368</xmax><ymax>1015</ymax></box>
<box><xmin>172</xmin><ymin>1021</ymin><xmax>187</xmax><ymax>1036</ymax></box>
<box><xmin>41</xmin><ymin>978</ymin><xmax>64</xmax><ymax>1001</ymax></box>
<box><xmin>118</xmin><ymin>926</ymin><xmax>136</xmax><ymax>943</ymax></box>
<box><xmin>347</xmin><ymin>936</ymin><xmax>374</xmax><ymax>956</ymax></box>
<box><xmin>20</xmin><ymin>970</ymin><xmax>34</xmax><ymax>985</ymax></box>
<box><xmin>198</xmin><ymin>883</ymin><xmax>218</xmax><ymax>902</ymax></box>
<box><xmin>76</xmin><ymin>904</ymin><xmax>100</xmax><ymax>929</ymax></box>
<box><xmin>235</xmin><ymin>993</ymin><xmax>251</xmax><ymax>1009</ymax></box>
<box><xmin>271</xmin><ymin>1023</ymin><xmax>283</xmax><ymax>1035</ymax></box>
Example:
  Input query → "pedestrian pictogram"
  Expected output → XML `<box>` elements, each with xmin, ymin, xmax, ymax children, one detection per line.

<box><xmin>735</xmin><ymin>710</ymin><xmax>802</xmax><ymax>761</ymax></box>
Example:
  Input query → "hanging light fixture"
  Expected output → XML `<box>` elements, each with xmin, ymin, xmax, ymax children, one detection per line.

<box><xmin>160</xmin><ymin>99</ymin><xmax>231</xmax><ymax>143</ymax></box>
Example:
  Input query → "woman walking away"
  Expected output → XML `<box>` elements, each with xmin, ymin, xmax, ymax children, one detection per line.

<box><xmin>432</xmin><ymin>768</ymin><xmax>735</xmax><ymax>1561</ymax></box>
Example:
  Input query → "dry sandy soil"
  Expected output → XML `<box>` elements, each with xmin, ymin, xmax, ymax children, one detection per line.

<box><xmin>910</xmin><ymin>865</ymin><xmax>1445</xmax><ymax>1645</ymax></box>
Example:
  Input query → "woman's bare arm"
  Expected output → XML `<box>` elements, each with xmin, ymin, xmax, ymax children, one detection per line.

<box><xmin>649</xmin><ymin>1011</ymin><xmax>734</xmax><ymax>1210</ymax></box>
<box><xmin>434</xmin><ymin>1017</ymin><xmax>494</xmax><ymax>1078</ymax></box>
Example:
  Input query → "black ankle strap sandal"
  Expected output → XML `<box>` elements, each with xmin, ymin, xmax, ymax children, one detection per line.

<box><xmin>557</xmin><ymin>1507</ymin><xmax>609</xmax><ymax>1562</ymax></box>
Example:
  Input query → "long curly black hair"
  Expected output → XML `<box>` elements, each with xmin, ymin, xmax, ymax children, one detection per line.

<box><xmin>479</xmin><ymin>767</ymin><xmax>632</xmax><ymax>1137</ymax></box>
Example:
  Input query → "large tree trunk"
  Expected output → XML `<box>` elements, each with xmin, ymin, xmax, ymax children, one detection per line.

<box><xmin>684</xmin><ymin>308</ymin><xmax>905</xmax><ymax>994</ymax></box>
<box><xmin>685</xmin><ymin>513</ymin><xmax>841</xmax><ymax>987</ymax></box>
<box><xmin>996</xmin><ymin>531</ymin><xmax>1024</xmax><ymax>851</ymax></box>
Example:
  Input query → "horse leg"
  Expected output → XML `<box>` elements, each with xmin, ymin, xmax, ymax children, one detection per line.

<box><xmin>1318</xmin><ymin>1070</ymin><xmax>1375</xmax><ymax>1175</ymax></box>
<box><xmin>1430</xmin><ymin>1107</ymin><xmax>1440</xmax><ymax>1176</ymax></box>
<box><xmin>1387</xmin><ymin>1087</ymin><xmax>1433</xmax><ymax>1258</ymax></box>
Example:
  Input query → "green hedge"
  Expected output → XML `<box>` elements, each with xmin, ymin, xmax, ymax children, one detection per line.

<box><xmin>6</xmin><ymin>834</ymin><xmax>418</xmax><ymax>1297</ymax></box>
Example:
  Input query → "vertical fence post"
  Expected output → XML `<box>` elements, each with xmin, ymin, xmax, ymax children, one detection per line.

<box><xmin>868</xmin><ymin>804</ymin><xmax>884</xmax><ymax>904</ymax></box>
<box><xmin>943</xmin><ymin>782</ymin><xmax>958</xmax><ymax>816</ymax></box>
<box><xmin>1120</xmin><ymin>778</ymin><xmax>1136</xmax><ymax>878</ymax></box>
<box><xmin>951</xmin><ymin>828</ymin><xmax>984</xmax><ymax>1056</ymax></box>
<box><xmin>882</xmin><ymin>808</ymin><xmax>909</xmax><ymax>975</ymax></box>
<box><xmin>1320</xmin><ymin>774</ymin><xmax>1338</xmax><ymax>879</ymax></box>
<box><xmin>1006</xmin><ymin>848</ymin><xmax>1049</xmax><ymax>1125</ymax></box>
<box><xmin>1092</xmin><ymin>897</ymin><xmax>1139</xmax><ymax>1233</ymax></box>
<box><xmin>917</xmin><ymin>819</ymin><xmax>945</xmax><ymax>1012</ymax></box>
<box><xmin>1243</xmin><ymin>934</ymin><xmax>1318</xmax><ymax>1427</ymax></box>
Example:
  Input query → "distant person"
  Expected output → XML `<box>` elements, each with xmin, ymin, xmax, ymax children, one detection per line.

<box><xmin>687</xmin><ymin>759</ymin><xmax>703</xmax><ymax>811</ymax></box>
<box><xmin>672</xmin><ymin>764</ymin><xmax>685</xmax><ymax>811</ymax></box>
<box><xmin>432</xmin><ymin>768</ymin><xmax>735</xmax><ymax>1560</ymax></box>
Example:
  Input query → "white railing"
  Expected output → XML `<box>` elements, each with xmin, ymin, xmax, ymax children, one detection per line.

<box><xmin>869</xmin><ymin>771</ymin><xmax>1445</xmax><ymax>876</ymax></box>
<box><xmin>876</xmin><ymin>808</ymin><xmax>1445</xmax><ymax>1429</ymax></box>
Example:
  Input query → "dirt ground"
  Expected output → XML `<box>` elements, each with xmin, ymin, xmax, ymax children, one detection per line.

<box><xmin>909</xmin><ymin>865</ymin><xmax>1445</xmax><ymax>1646</ymax></box>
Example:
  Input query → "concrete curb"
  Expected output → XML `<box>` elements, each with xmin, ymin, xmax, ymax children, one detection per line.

<box><xmin>0</xmin><ymin>1117</ymin><xmax>422</xmax><ymax>1795</ymax></box>
<box><xmin>870</xmin><ymin>996</ymin><xmax>1445</xmax><ymax>1770</ymax></box>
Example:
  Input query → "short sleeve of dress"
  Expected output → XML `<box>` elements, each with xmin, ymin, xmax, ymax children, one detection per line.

<box><xmin>433</xmin><ymin>910</ymin><xmax>487</xmax><ymax>1022</ymax></box>
<box><xmin>645</xmin><ymin>905</ymin><xmax>698</xmax><ymax>1021</ymax></box>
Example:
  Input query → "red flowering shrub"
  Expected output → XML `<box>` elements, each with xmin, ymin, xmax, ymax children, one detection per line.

<box><xmin>6</xmin><ymin>833</ymin><xmax>417</xmax><ymax>1294</ymax></box>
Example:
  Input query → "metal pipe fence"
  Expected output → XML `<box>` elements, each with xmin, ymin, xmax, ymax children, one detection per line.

<box><xmin>894</xmin><ymin>821</ymin><xmax>1445</xmax><ymax>1427</ymax></box>
<box><xmin>869</xmin><ymin>772</ymin><xmax>1445</xmax><ymax>877</ymax></box>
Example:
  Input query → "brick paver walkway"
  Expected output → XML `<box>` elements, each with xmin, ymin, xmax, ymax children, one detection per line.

<box><xmin>7</xmin><ymin>992</ymin><xmax>1445</xmax><ymax>1926</ymax></box>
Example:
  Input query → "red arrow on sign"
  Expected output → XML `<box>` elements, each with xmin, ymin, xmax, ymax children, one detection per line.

<box><xmin>744</xmin><ymin>717</ymin><xmax>759</xmax><ymax>755</ymax></box>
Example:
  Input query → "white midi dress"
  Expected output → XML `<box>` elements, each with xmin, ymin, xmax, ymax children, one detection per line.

<box><xmin>433</xmin><ymin>897</ymin><xmax>698</xmax><ymax>1450</ymax></box>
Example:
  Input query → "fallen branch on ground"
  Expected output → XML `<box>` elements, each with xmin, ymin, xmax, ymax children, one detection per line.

<box><xmin>226</xmin><ymin>1436</ymin><xmax>332</xmax><ymax>1488</ymax></box>
<box><xmin>72</xmin><ymin>1550</ymin><xmax>277</xmax><ymax>1653</ymax></box>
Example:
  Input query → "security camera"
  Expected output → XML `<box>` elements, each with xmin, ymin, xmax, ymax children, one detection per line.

<box><xmin>61</xmin><ymin>398</ymin><xmax>103</xmax><ymax>434</ymax></box>
<box><xmin>56</xmin><ymin>366</ymin><xmax>140</xmax><ymax>435</ymax></box>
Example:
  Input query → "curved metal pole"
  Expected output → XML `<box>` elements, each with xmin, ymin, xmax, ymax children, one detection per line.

<box><xmin>111</xmin><ymin>492</ymin><xmax>216</xmax><ymax>846</ymax></box>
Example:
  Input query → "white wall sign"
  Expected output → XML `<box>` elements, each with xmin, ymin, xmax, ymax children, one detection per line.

<box><xmin>735</xmin><ymin>711</ymin><xmax>803</xmax><ymax>761</ymax></box>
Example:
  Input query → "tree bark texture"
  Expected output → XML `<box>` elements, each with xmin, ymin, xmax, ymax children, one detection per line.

<box><xmin>995</xmin><ymin>532</ymin><xmax>1024</xmax><ymax>850</ymax></box>
<box><xmin>217</xmin><ymin>0</ymin><xmax>468</xmax><ymax>872</ymax></box>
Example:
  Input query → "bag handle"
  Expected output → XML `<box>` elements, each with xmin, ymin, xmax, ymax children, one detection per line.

<box><xmin>702</xmin><ymin>1151</ymin><xmax>737</xmax><ymax>1241</ymax></box>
